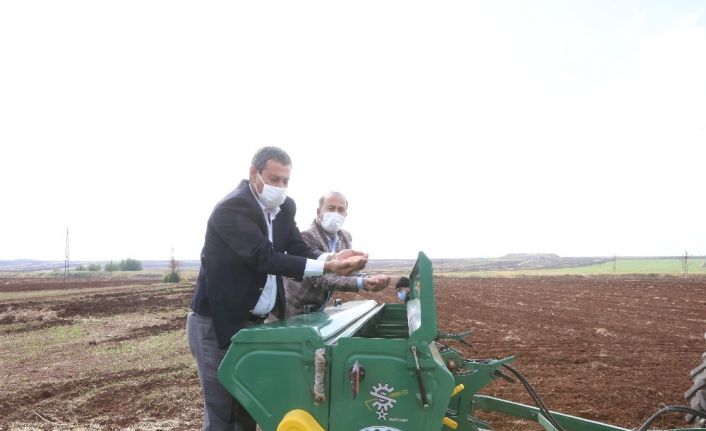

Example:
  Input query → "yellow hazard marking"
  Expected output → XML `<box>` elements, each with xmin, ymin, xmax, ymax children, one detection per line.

<box><xmin>443</xmin><ymin>417</ymin><xmax>459</xmax><ymax>430</ymax></box>
<box><xmin>277</xmin><ymin>409</ymin><xmax>325</xmax><ymax>431</ymax></box>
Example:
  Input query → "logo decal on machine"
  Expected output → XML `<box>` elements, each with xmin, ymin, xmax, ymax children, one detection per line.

<box><xmin>370</xmin><ymin>383</ymin><xmax>396</xmax><ymax>420</ymax></box>
<box><xmin>359</xmin><ymin>427</ymin><xmax>402</xmax><ymax>431</ymax></box>
<box><xmin>365</xmin><ymin>382</ymin><xmax>408</xmax><ymax>422</ymax></box>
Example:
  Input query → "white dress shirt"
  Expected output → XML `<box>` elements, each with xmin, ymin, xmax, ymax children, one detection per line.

<box><xmin>249</xmin><ymin>185</ymin><xmax>328</xmax><ymax>316</ymax></box>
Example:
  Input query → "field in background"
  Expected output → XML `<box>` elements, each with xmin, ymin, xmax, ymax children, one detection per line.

<box><xmin>439</xmin><ymin>258</ymin><xmax>706</xmax><ymax>277</ymax></box>
<box><xmin>366</xmin><ymin>255</ymin><xmax>706</xmax><ymax>277</ymax></box>
<box><xmin>0</xmin><ymin>279</ymin><xmax>201</xmax><ymax>430</ymax></box>
<box><xmin>1</xmin><ymin>271</ymin><xmax>705</xmax><ymax>430</ymax></box>
<box><xmin>3</xmin><ymin>254</ymin><xmax>705</xmax><ymax>278</ymax></box>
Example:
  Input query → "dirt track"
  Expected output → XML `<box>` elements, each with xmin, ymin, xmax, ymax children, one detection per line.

<box><xmin>1</xmin><ymin>275</ymin><xmax>705</xmax><ymax>430</ymax></box>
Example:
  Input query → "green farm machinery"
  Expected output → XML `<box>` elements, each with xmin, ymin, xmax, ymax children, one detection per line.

<box><xmin>686</xmin><ymin>336</ymin><xmax>706</xmax><ymax>428</ymax></box>
<box><xmin>218</xmin><ymin>252</ymin><xmax>706</xmax><ymax>431</ymax></box>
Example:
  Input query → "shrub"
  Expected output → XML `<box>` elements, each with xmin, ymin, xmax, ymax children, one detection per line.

<box><xmin>164</xmin><ymin>254</ymin><xmax>181</xmax><ymax>283</ymax></box>
<box><xmin>119</xmin><ymin>258</ymin><xmax>143</xmax><ymax>271</ymax></box>
<box><xmin>164</xmin><ymin>272</ymin><xmax>181</xmax><ymax>283</ymax></box>
<box><xmin>104</xmin><ymin>259</ymin><xmax>143</xmax><ymax>271</ymax></box>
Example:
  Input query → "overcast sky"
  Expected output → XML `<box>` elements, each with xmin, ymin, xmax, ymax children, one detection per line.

<box><xmin>1</xmin><ymin>1</ymin><xmax>704</xmax><ymax>261</ymax></box>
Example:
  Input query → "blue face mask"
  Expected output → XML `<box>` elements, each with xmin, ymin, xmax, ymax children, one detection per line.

<box><xmin>397</xmin><ymin>289</ymin><xmax>407</xmax><ymax>302</ymax></box>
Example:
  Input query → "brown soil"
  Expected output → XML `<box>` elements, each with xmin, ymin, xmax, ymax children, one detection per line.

<box><xmin>2</xmin><ymin>275</ymin><xmax>705</xmax><ymax>430</ymax></box>
<box><xmin>340</xmin><ymin>275</ymin><xmax>706</xmax><ymax>430</ymax></box>
<box><xmin>0</xmin><ymin>276</ymin><xmax>161</xmax><ymax>292</ymax></box>
<box><xmin>0</xmin><ymin>282</ymin><xmax>191</xmax><ymax>336</ymax></box>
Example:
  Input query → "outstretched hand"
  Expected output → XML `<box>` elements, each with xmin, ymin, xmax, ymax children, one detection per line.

<box><xmin>363</xmin><ymin>274</ymin><xmax>391</xmax><ymax>292</ymax></box>
<box><xmin>333</xmin><ymin>249</ymin><xmax>368</xmax><ymax>260</ymax></box>
<box><xmin>325</xmin><ymin>254</ymin><xmax>368</xmax><ymax>276</ymax></box>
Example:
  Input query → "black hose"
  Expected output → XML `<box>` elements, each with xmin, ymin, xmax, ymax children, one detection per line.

<box><xmin>501</xmin><ymin>364</ymin><xmax>566</xmax><ymax>431</ymax></box>
<box><xmin>637</xmin><ymin>405</ymin><xmax>706</xmax><ymax>431</ymax></box>
<box><xmin>499</xmin><ymin>366</ymin><xmax>706</xmax><ymax>431</ymax></box>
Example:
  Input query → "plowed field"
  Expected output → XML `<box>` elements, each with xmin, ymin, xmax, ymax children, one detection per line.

<box><xmin>1</xmin><ymin>275</ymin><xmax>704</xmax><ymax>430</ymax></box>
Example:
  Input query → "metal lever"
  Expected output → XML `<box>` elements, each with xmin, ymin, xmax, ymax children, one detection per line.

<box><xmin>491</xmin><ymin>369</ymin><xmax>515</xmax><ymax>383</ymax></box>
<box><xmin>348</xmin><ymin>360</ymin><xmax>365</xmax><ymax>399</ymax></box>
<box><xmin>437</xmin><ymin>330</ymin><xmax>474</xmax><ymax>349</ymax></box>
<box><xmin>410</xmin><ymin>345</ymin><xmax>429</xmax><ymax>407</ymax></box>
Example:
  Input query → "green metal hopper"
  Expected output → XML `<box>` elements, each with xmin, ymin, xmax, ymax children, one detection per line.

<box><xmin>218</xmin><ymin>252</ymin><xmax>706</xmax><ymax>431</ymax></box>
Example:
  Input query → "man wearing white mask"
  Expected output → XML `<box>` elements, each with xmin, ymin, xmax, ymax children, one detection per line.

<box><xmin>284</xmin><ymin>191</ymin><xmax>391</xmax><ymax>318</ymax></box>
<box><xmin>187</xmin><ymin>147</ymin><xmax>368</xmax><ymax>431</ymax></box>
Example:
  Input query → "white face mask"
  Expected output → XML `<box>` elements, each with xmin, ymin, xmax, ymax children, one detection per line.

<box><xmin>256</xmin><ymin>172</ymin><xmax>287</xmax><ymax>210</ymax></box>
<box><xmin>321</xmin><ymin>212</ymin><xmax>345</xmax><ymax>233</ymax></box>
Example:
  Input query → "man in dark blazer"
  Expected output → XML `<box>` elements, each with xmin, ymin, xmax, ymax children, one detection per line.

<box><xmin>187</xmin><ymin>146</ymin><xmax>367</xmax><ymax>431</ymax></box>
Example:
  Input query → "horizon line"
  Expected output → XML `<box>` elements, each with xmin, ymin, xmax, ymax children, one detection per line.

<box><xmin>1</xmin><ymin>254</ymin><xmax>705</xmax><ymax>262</ymax></box>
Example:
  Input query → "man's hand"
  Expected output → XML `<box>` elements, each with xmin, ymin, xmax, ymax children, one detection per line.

<box><xmin>363</xmin><ymin>274</ymin><xmax>391</xmax><ymax>292</ymax></box>
<box><xmin>324</xmin><ymin>254</ymin><xmax>368</xmax><ymax>276</ymax></box>
<box><xmin>333</xmin><ymin>249</ymin><xmax>368</xmax><ymax>261</ymax></box>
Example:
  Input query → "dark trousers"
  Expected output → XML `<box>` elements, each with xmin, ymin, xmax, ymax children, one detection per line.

<box><xmin>186</xmin><ymin>310</ymin><xmax>256</xmax><ymax>431</ymax></box>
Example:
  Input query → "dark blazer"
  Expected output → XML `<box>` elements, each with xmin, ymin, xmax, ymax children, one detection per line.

<box><xmin>190</xmin><ymin>179</ymin><xmax>321</xmax><ymax>347</ymax></box>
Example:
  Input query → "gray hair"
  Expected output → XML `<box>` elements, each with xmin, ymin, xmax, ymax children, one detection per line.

<box><xmin>318</xmin><ymin>191</ymin><xmax>348</xmax><ymax>209</ymax></box>
<box><xmin>251</xmin><ymin>146</ymin><xmax>292</xmax><ymax>172</ymax></box>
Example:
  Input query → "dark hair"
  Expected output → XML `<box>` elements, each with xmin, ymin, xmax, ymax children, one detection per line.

<box><xmin>251</xmin><ymin>146</ymin><xmax>291</xmax><ymax>172</ymax></box>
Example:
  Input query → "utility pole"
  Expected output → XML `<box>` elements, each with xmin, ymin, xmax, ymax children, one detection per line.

<box><xmin>64</xmin><ymin>228</ymin><xmax>70</xmax><ymax>285</ymax></box>
<box><xmin>683</xmin><ymin>250</ymin><xmax>688</xmax><ymax>278</ymax></box>
<box><xmin>170</xmin><ymin>247</ymin><xmax>179</xmax><ymax>273</ymax></box>
<box><xmin>613</xmin><ymin>255</ymin><xmax>616</xmax><ymax>274</ymax></box>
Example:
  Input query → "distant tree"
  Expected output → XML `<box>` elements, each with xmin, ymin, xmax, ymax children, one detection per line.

<box><xmin>104</xmin><ymin>260</ymin><xmax>119</xmax><ymax>272</ymax></box>
<box><xmin>75</xmin><ymin>264</ymin><xmax>85</xmax><ymax>271</ymax></box>
<box><xmin>119</xmin><ymin>258</ymin><xmax>143</xmax><ymax>271</ymax></box>
<box><xmin>87</xmin><ymin>263</ymin><xmax>101</xmax><ymax>271</ymax></box>
<box><xmin>164</xmin><ymin>251</ymin><xmax>181</xmax><ymax>283</ymax></box>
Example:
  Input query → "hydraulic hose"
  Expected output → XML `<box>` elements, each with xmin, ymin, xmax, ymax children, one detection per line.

<box><xmin>499</xmin><ymin>365</ymin><xmax>706</xmax><ymax>431</ymax></box>
<box><xmin>501</xmin><ymin>364</ymin><xmax>566</xmax><ymax>431</ymax></box>
<box><xmin>636</xmin><ymin>405</ymin><xmax>706</xmax><ymax>431</ymax></box>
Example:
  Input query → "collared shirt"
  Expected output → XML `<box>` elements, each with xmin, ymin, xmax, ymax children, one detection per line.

<box><xmin>323</xmin><ymin>230</ymin><xmax>362</xmax><ymax>289</ymax></box>
<box><xmin>249</xmin><ymin>184</ymin><xmax>328</xmax><ymax>316</ymax></box>
<box><xmin>327</xmin><ymin>233</ymin><xmax>338</xmax><ymax>252</ymax></box>
<box><xmin>282</xmin><ymin>220</ymin><xmax>364</xmax><ymax>318</ymax></box>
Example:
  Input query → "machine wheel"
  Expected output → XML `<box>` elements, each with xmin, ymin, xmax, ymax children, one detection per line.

<box><xmin>685</xmin><ymin>339</ymin><xmax>706</xmax><ymax>428</ymax></box>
